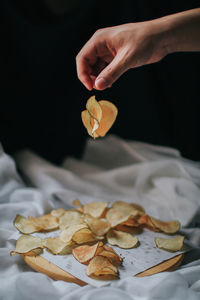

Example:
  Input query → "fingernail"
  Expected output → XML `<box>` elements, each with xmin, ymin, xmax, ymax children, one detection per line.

<box><xmin>95</xmin><ymin>77</ymin><xmax>108</xmax><ymax>90</ymax></box>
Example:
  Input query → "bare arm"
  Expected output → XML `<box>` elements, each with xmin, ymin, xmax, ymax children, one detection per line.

<box><xmin>76</xmin><ymin>8</ymin><xmax>200</xmax><ymax>91</ymax></box>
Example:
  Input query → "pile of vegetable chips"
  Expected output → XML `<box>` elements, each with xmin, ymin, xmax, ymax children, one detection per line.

<box><xmin>11</xmin><ymin>200</ymin><xmax>184</xmax><ymax>280</ymax></box>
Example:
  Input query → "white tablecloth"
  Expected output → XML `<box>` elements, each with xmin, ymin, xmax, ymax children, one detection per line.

<box><xmin>0</xmin><ymin>135</ymin><xmax>200</xmax><ymax>300</ymax></box>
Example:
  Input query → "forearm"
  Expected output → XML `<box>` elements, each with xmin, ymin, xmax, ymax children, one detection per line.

<box><xmin>155</xmin><ymin>8</ymin><xmax>200</xmax><ymax>54</ymax></box>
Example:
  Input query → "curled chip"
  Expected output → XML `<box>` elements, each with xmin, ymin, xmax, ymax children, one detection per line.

<box><xmin>81</xmin><ymin>96</ymin><xmax>118</xmax><ymax>139</ymax></box>
<box><xmin>106</xmin><ymin>208</ymin><xmax>140</xmax><ymax>228</ymax></box>
<box><xmin>86</xmin><ymin>256</ymin><xmax>119</xmax><ymax>278</ymax></box>
<box><xmin>72</xmin><ymin>228</ymin><xmax>96</xmax><ymax>244</ymax></box>
<box><xmin>14</xmin><ymin>214</ymin><xmax>40</xmax><ymax>234</ymax></box>
<box><xmin>107</xmin><ymin>229</ymin><xmax>139</xmax><ymax>249</ymax></box>
<box><xmin>28</xmin><ymin>214</ymin><xmax>59</xmax><ymax>232</ymax></box>
<box><xmin>84</xmin><ymin>214</ymin><xmax>111</xmax><ymax>236</ymax></box>
<box><xmin>98</xmin><ymin>245</ymin><xmax>123</xmax><ymax>266</ymax></box>
<box><xmin>155</xmin><ymin>235</ymin><xmax>184</xmax><ymax>252</ymax></box>
<box><xmin>72</xmin><ymin>242</ymin><xmax>103</xmax><ymax>265</ymax></box>
<box><xmin>112</xmin><ymin>201</ymin><xmax>145</xmax><ymax>215</ymax></box>
<box><xmin>10</xmin><ymin>235</ymin><xmax>43</xmax><ymax>256</ymax></box>
<box><xmin>60</xmin><ymin>224</ymin><xmax>88</xmax><ymax>242</ymax></box>
<box><xmin>83</xmin><ymin>202</ymin><xmax>108</xmax><ymax>218</ymax></box>
<box><xmin>50</xmin><ymin>208</ymin><xmax>65</xmax><ymax>218</ymax></box>
<box><xmin>43</xmin><ymin>237</ymin><xmax>75</xmax><ymax>255</ymax></box>
<box><xmin>59</xmin><ymin>211</ymin><xmax>84</xmax><ymax>231</ymax></box>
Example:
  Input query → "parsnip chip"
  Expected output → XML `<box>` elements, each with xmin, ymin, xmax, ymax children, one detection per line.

<box><xmin>28</xmin><ymin>214</ymin><xmax>59</xmax><ymax>231</ymax></box>
<box><xmin>84</xmin><ymin>214</ymin><xmax>111</xmax><ymax>236</ymax></box>
<box><xmin>107</xmin><ymin>230</ymin><xmax>139</xmax><ymax>249</ymax></box>
<box><xmin>81</xmin><ymin>110</ymin><xmax>99</xmax><ymax>138</ymax></box>
<box><xmin>72</xmin><ymin>242</ymin><xmax>102</xmax><ymax>264</ymax></box>
<box><xmin>106</xmin><ymin>208</ymin><xmax>139</xmax><ymax>228</ymax></box>
<box><xmin>86</xmin><ymin>95</ymin><xmax>102</xmax><ymax>123</ymax></box>
<box><xmin>50</xmin><ymin>208</ymin><xmax>65</xmax><ymax>218</ymax></box>
<box><xmin>72</xmin><ymin>228</ymin><xmax>96</xmax><ymax>244</ymax></box>
<box><xmin>155</xmin><ymin>235</ymin><xmax>184</xmax><ymax>252</ymax></box>
<box><xmin>150</xmin><ymin>217</ymin><xmax>180</xmax><ymax>234</ymax></box>
<box><xmin>10</xmin><ymin>235</ymin><xmax>43</xmax><ymax>255</ymax></box>
<box><xmin>91</xmin><ymin>100</ymin><xmax>118</xmax><ymax>137</ymax></box>
<box><xmin>60</xmin><ymin>224</ymin><xmax>88</xmax><ymax>242</ymax></box>
<box><xmin>43</xmin><ymin>237</ymin><xmax>74</xmax><ymax>255</ymax></box>
<box><xmin>86</xmin><ymin>256</ymin><xmax>118</xmax><ymax>278</ymax></box>
<box><xmin>59</xmin><ymin>211</ymin><xmax>85</xmax><ymax>231</ymax></box>
<box><xmin>14</xmin><ymin>214</ymin><xmax>40</xmax><ymax>234</ymax></box>
<box><xmin>83</xmin><ymin>202</ymin><xmax>108</xmax><ymax>218</ymax></box>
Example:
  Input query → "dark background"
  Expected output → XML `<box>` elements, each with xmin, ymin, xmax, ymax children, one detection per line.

<box><xmin>0</xmin><ymin>0</ymin><xmax>200</xmax><ymax>164</ymax></box>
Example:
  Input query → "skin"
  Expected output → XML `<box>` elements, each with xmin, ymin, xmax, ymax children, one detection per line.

<box><xmin>76</xmin><ymin>8</ymin><xmax>200</xmax><ymax>91</ymax></box>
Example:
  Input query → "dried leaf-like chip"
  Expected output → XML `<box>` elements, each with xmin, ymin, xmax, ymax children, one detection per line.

<box><xmin>28</xmin><ymin>214</ymin><xmax>59</xmax><ymax>232</ymax></box>
<box><xmin>60</xmin><ymin>224</ymin><xmax>88</xmax><ymax>242</ymax></box>
<box><xmin>106</xmin><ymin>208</ymin><xmax>139</xmax><ymax>228</ymax></box>
<box><xmin>83</xmin><ymin>202</ymin><xmax>108</xmax><ymax>218</ymax></box>
<box><xmin>86</xmin><ymin>256</ymin><xmax>118</xmax><ymax>278</ymax></box>
<box><xmin>155</xmin><ymin>235</ymin><xmax>184</xmax><ymax>252</ymax></box>
<box><xmin>72</xmin><ymin>228</ymin><xmax>96</xmax><ymax>244</ymax></box>
<box><xmin>84</xmin><ymin>214</ymin><xmax>111</xmax><ymax>236</ymax></box>
<box><xmin>59</xmin><ymin>211</ymin><xmax>85</xmax><ymax>231</ymax></box>
<box><xmin>86</xmin><ymin>95</ymin><xmax>102</xmax><ymax>123</ymax></box>
<box><xmin>92</xmin><ymin>100</ymin><xmax>118</xmax><ymax>137</ymax></box>
<box><xmin>50</xmin><ymin>208</ymin><xmax>66</xmax><ymax>218</ymax></box>
<box><xmin>107</xmin><ymin>230</ymin><xmax>139</xmax><ymax>249</ymax></box>
<box><xmin>10</xmin><ymin>235</ymin><xmax>43</xmax><ymax>256</ymax></box>
<box><xmin>14</xmin><ymin>214</ymin><xmax>40</xmax><ymax>234</ymax></box>
<box><xmin>72</xmin><ymin>242</ymin><xmax>103</xmax><ymax>264</ymax></box>
<box><xmin>43</xmin><ymin>237</ymin><xmax>74</xmax><ymax>255</ymax></box>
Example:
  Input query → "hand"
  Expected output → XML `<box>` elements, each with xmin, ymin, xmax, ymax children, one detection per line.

<box><xmin>76</xmin><ymin>21</ymin><xmax>169</xmax><ymax>90</ymax></box>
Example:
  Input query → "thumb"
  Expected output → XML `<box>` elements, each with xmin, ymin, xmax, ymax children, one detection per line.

<box><xmin>94</xmin><ymin>54</ymin><xmax>128</xmax><ymax>90</ymax></box>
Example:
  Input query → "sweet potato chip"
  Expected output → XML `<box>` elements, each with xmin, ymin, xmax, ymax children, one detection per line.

<box><xmin>84</xmin><ymin>214</ymin><xmax>111</xmax><ymax>236</ymax></box>
<box><xmin>72</xmin><ymin>228</ymin><xmax>96</xmax><ymax>244</ymax></box>
<box><xmin>107</xmin><ymin>229</ymin><xmax>139</xmax><ymax>249</ymax></box>
<box><xmin>28</xmin><ymin>214</ymin><xmax>59</xmax><ymax>232</ymax></box>
<box><xmin>50</xmin><ymin>208</ymin><xmax>65</xmax><ymax>218</ymax></box>
<box><xmin>59</xmin><ymin>210</ymin><xmax>85</xmax><ymax>231</ymax></box>
<box><xmin>86</xmin><ymin>256</ymin><xmax>118</xmax><ymax>278</ymax></box>
<box><xmin>83</xmin><ymin>202</ymin><xmax>108</xmax><ymax>218</ymax></box>
<box><xmin>43</xmin><ymin>237</ymin><xmax>74</xmax><ymax>255</ymax></box>
<box><xmin>60</xmin><ymin>224</ymin><xmax>88</xmax><ymax>242</ymax></box>
<box><xmin>72</xmin><ymin>242</ymin><xmax>103</xmax><ymax>264</ymax></box>
<box><xmin>155</xmin><ymin>235</ymin><xmax>184</xmax><ymax>252</ymax></box>
<box><xmin>14</xmin><ymin>214</ymin><xmax>40</xmax><ymax>234</ymax></box>
<box><xmin>10</xmin><ymin>235</ymin><xmax>43</xmax><ymax>256</ymax></box>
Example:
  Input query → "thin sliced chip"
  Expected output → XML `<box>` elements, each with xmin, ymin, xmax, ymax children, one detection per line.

<box><xmin>150</xmin><ymin>217</ymin><xmax>180</xmax><ymax>234</ymax></box>
<box><xmin>86</xmin><ymin>256</ymin><xmax>118</xmax><ymax>278</ymax></box>
<box><xmin>10</xmin><ymin>235</ymin><xmax>43</xmax><ymax>255</ymax></box>
<box><xmin>107</xmin><ymin>230</ymin><xmax>139</xmax><ymax>249</ymax></box>
<box><xmin>50</xmin><ymin>208</ymin><xmax>66</xmax><ymax>218</ymax></box>
<box><xmin>81</xmin><ymin>110</ymin><xmax>99</xmax><ymax>138</ymax></box>
<box><xmin>98</xmin><ymin>245</ymin><xmax>123</xmax><ymax>266</ymax></box>
<box><xmin>112</xmin><ymin>201</ymin><xmax>145</xmax><ymax>214</ymax></box>
<box><xmin>84</xmin><ymin>214</ymin><xmax>111</xmax><ymax>236</ymax></box>
<box><xmin>72</xmin><ymin>228</ymin><xmax>96</xmax><ymax>244</ymax></box>
<box><xmin>114</xmin><ymin>224</ymin><xmax>143</xmax><ymax>235</ymax></box>
<box><xmin>59</xmin><ymin>210</ymin><xmax>85</xmax><ymax>231</ymax></box>
<box><xmin>24</xmin><ymin>248</ymin><xmax>43</xmax><ymax>256</ymax></box>
<box><xmin>106</xmin><ymin>208</ymin><xmax>139</xmax><ymax>228</ymax></box>
<box><xmin>43</xmin><ymin>237</ymin><xmax>74</xmax><ymax>255</ymax></box>
<box><xmin>60</xmin><ymin>224</ymin><xmax>88</xmax><ymax>242</ymax></box>
<box><xmin>86</xmin><ymin>95</ymin><xmax>102</xmax><ymax>123</ymax></box>
<box><xmin>14</xmin><ymin>214</ymin><xmax>40</xmax><ymax>234</ymax></box>
<box><xmin>28</xmin><ymin>214</ymin><xmax>59</xmax><ymax>231</ymax></box>
<box><xmin>72</xmin><ymin>242</ymin><xmax>103</xmax><ymax>264</ymax></box>
<box><xmin>138</xmin><ymin>214</ymin><xmax>159</xmax><ymax>231</ymax></box>
<box><xmin>83</xmin><ymin>202</ymin><xmax>108</xmax><ymax>218</ymax></box>
<box><xmin>155</xmin><ymin>235</ymin><xmax>184</xmax><ymax>252</ymax></box>
<box><xmin>92</xmin><ymin>100</ymin><xmax>118</xmax><ymax>137</ymax></box>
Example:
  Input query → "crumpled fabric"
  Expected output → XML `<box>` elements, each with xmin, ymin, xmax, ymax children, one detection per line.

<box><xmin>0</xmin><ymin>135</ymin><xmax>200</xmax><ymax>300</ymax></box>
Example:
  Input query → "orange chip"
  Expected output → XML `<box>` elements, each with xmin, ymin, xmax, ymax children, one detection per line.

<box><xmin>72</xmin><ymin>241</ymin><xmax>103</xmax><ymax>265</ymax></box>
<box><xmin>86</xmin><ymin>256</ymin><xmax>119</xmax><ymax>278</ymax></box>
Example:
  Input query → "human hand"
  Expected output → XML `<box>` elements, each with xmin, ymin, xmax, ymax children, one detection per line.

<box><xmin>76</xmin><ymin>21</ymin><xmax>169</xmax><ymax>90</ymax></box>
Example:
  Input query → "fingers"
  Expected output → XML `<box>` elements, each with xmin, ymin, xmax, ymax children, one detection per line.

<box><xmin>94</xmin><ymin>52</ymin><xmax>129</xmax><ymax>90</ymax></box>
<box><xmin>76</xmin><ymin>56</ymin><xmax>93</xmax><ymax>91</ymax></box>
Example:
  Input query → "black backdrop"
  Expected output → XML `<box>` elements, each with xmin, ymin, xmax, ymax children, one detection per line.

<box><xmin>0</xmin><ymin>0</ymin><xmax>200</xmax><ymax>163</ymax></box>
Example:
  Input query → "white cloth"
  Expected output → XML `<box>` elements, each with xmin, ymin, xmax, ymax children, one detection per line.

<box><xmin>0</xmin><ymin>135</ymin><xmax>200</xmax><ymax>300</ymax></box>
